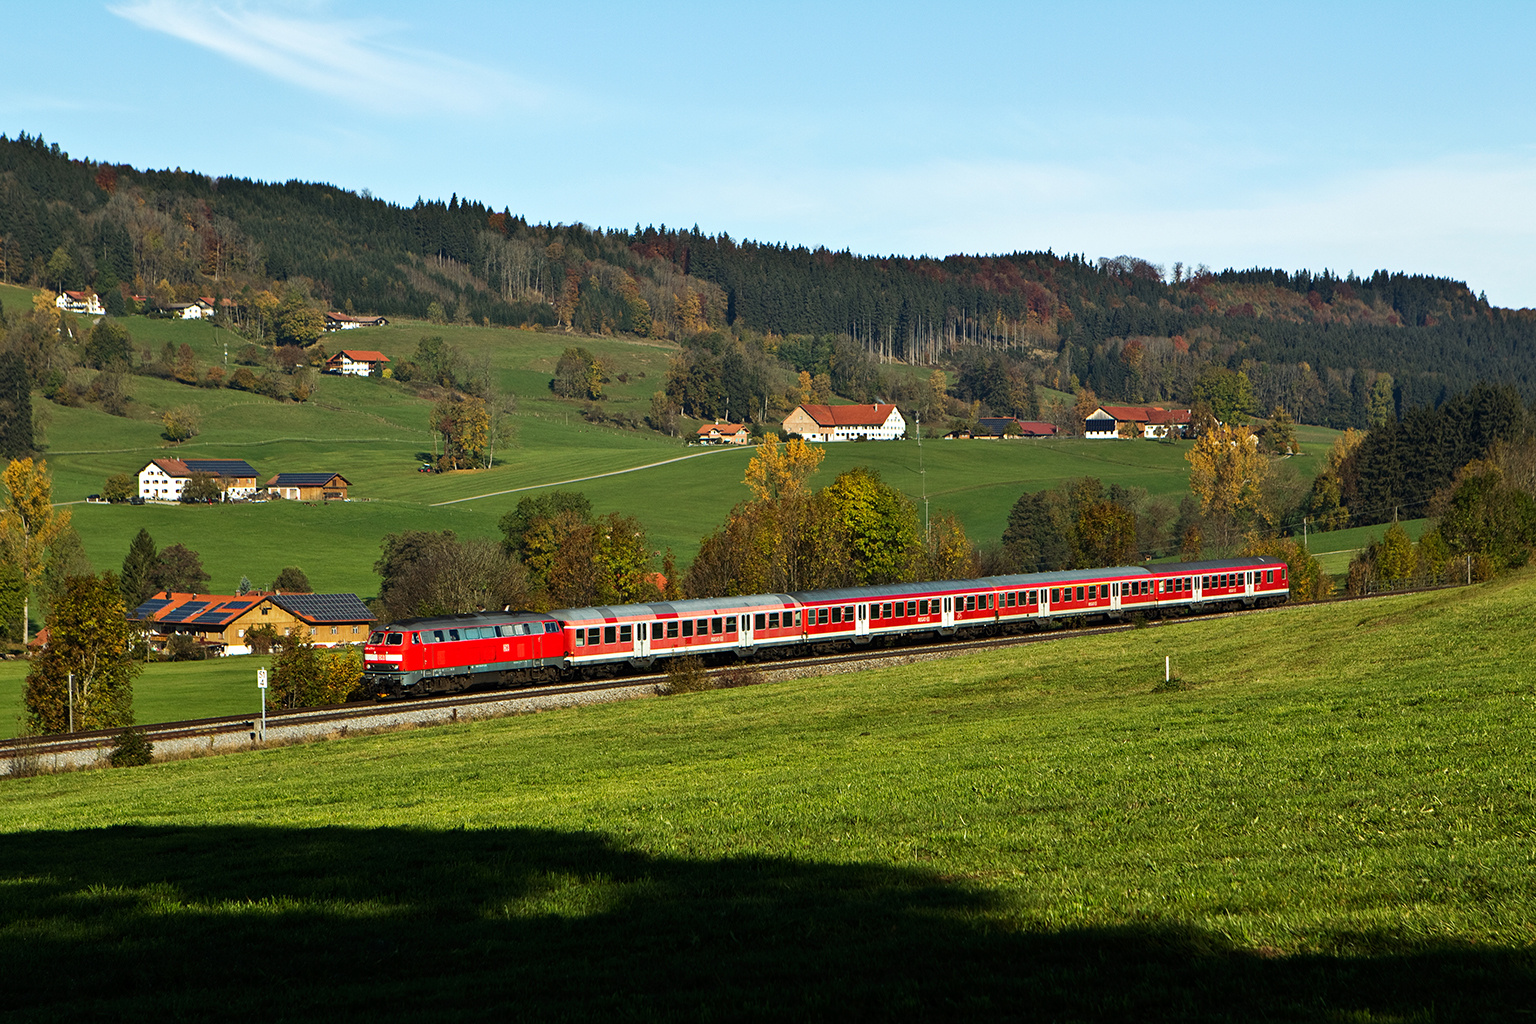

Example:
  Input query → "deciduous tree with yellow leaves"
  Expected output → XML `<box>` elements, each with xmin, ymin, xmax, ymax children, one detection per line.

<box><xmin>1185</xmin><ymin>423</ymin><xmax>1269</xmax><ymax>550</ymax></box>
<box><xmin>0</xmin><ymin>457</ymin><xmax>72</xmax><ymax>644</ymax></box>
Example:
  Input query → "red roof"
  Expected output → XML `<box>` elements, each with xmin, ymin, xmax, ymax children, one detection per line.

<box><xmin>795</xmin><ymin>404</ymin><xmax>900</xmax><ymax>427</ymax></box>
<box><xmin>1015</xmin><ymin>421</ymin><xmax>1059</xmax><ymax>435</ymax></box>
<box><xmin>696</xmin><ymin>422</ymin><xmax>747</xmax><ymax>435</ymax></box>
<box><xmin>148</xmin><ymin>458</ymin><xmax>190</xmax><ymax>476</ymax></box>
<box><xmin>63</xmin><ymin>290</ymin><xmax>94</xmax><ymax>300</ymax></box>
<box><xmin>1097</xmin><ymin>406</ymin><xmax>1190</xmax><ymax>424</ymax></box>
<box><xmin>328</xmin><ymin>349</ymin><xmax>389</xmax><ymax>362</ymax></box>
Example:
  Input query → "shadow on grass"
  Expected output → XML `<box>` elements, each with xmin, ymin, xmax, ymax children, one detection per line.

<box><xmin>0</xmin><ymin>825</ymin><xmax>1528</xmax><ymax>1021</ymax></box>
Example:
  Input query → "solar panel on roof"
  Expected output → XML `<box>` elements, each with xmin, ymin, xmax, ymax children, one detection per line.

<box><xmin>189</xmin><ymin>611</ymin><xmax>235</xmax><ymax>625</ymax></box>
<box><xmin>222</xmin><ymin>600</ymin><xmax>253</xmax><ymax>611</ymax></box>
<box><xmin>131</xmin><ymin>598</ymin><xmax>172</xmax><ymax>619</ymax></box>
<box><xmin>271</xmin><ymin>593</ymin><xmax>373</xmax><ymax>622</ymax></box>
<box><xmin>160</xmin><ymin>601</ymin><xmax>209</xmax><ymax>623</ymax></box>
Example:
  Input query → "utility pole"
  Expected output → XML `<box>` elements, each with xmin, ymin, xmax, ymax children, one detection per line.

<box><xmin>67</xmin><ymin>672</ymin><xmax>73</xmax><ymax>733</ymax></box>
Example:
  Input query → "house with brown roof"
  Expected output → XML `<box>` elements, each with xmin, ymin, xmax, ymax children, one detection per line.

<box><xmin>694</xmin><ymin>422</ymin><xmax>751</xmax><ymax>445</ymax></box>
<box><xmin>782</xmin><ymin>403</ymin><xmax>906</xmax><ymax>442</ymax></box>
<box><xmin>54</xmin><ymin>290</ymin><xmax>104</xmax><ymax>316</ymax></box>
<box><xmin>1084</xmin><ymin>406</ymin><xmax>1192</xmax><ymax>440</ymax></box>
<box><xmin>324</xmin><ymin>312</ymin><xmax>390</xmax><ymax>331</ymax></box>
<box><xmin>946</xmin><ymin>418</ymin><xmax>1059</xmax><ymax>439</ymax></box>
<box><xmin>324</xmin><ymin>349</ymin><xmax>390</xmax><ymax>376</ymax></box>
<box><xmin>137</xmin><ymin>459</ymin><xmax>259</xmax><ymax>501</ymax></box>
<box><xmin>266</xmin><ymin>473</ymin><xmax>351</xmax><ymax>501</ymax></box>
<box><xmin>129</xmin><ymin>591</ymin><xmax>375</xmax><ymax>655</ymax></box>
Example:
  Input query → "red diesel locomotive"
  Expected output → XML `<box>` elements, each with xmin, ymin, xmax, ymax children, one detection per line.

<box><xmin>364</xmin><ymin>556</ymin><xmax>1288</xmax><ymax>696</ymax></box>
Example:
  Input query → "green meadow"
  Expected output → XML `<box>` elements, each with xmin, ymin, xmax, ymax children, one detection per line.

<box><xmin>1</xmin><ymin>566</ymin><xmax>1531</xmax><ymax>1019</ymax></box>
<box><xmin>28</xmin><ymin>304</ymin><xmax>1304</xmax><ymax>597</ymax></box>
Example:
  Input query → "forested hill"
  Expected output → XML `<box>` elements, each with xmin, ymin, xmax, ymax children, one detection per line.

<box><xmin>4</xmin><ymin>131</ymin><xmax>1536</xmax><ymax>423</ymax></box>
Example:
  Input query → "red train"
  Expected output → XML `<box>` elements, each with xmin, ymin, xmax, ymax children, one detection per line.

<box><xmin>363</xmin><ymin>557</ymin><xmax>1289</xmax><ymax>696</ymax></box>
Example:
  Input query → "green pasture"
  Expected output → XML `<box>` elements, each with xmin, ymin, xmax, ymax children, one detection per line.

<box><xmin>1</xmin><ymin>568</ymin><xmax>1532</xmax><ymax>1019</ymax></box>
<box><xmin>1303</xmin><ymin>518</ymin><xmax>1433</xmax><ymax>575</ymax></box>
<box><xmin>0</xmin><ymin>657</ymin><xmax>265</xmax><ymax>740</ymax></box>
<box><xmin>9</xmin><ymin>292</ymin><xmax>1352</xmax><ymax>606</ymax></box>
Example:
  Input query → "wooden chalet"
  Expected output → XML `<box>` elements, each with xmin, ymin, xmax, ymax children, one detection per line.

<box><xmin>324</xmin><ymin>313</ymin><xmax>390</xmax><ymax>331</ymax></box>
<box><xmin>324</xmin><ymin>349</ymin><xmax>390</xmax><ymax>375</ymax></box>
<box><xmin>266</xmin><ymin>472</ymin><xmax>351</xmax><ymax>501</ymax></box>
<box><xmin>694</xmin><ymin>422</ymin><xmax>751</xmax><ymax>445</ymax></box>
<box><xmin>129</xmin><ymin>591</ymin><xmax>376</xmax><ymax>655</ymax></box>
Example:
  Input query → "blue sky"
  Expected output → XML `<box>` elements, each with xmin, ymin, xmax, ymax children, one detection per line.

<box><xmin>7</xmin><ymin>2</ymin><xmax>1536</xmax><ymax>305</ymax></box>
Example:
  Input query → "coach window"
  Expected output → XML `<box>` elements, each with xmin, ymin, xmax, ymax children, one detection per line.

<box><xmin>573</xmin><ymin>630</ymin><xmax>585</xmax><ymax>647</ymax></box>
<box><xmin>1280</xmin><ymin>567</ymin><xmax>1287</xmax><ymax>582</ymax></box>
<box><xmin>651</xmin><ymin>622</ymin><xmax>664</xmax><ymax>641</ymax></box>
<box><xmin>666</xmin><ymin>621</ymin><xmax>679</xmax><ymax>639</ymax></box>
<box><xmin>682</xmin><ymin>620</ymin><xmax>694</xmax><ymax>638</ymax></box>
<box><xmin>767</xmin><ymin>611</ymin><xmax>779</xmax><ymax>629</ymax></box>
<box><xmin>1264</xmin><ymin>569</ymin><xmax>1272</xmax><ymax>584</ymax></box>
<box><xmin>604</xmin><ymin>626</ymin><xmax>617</xmax><ymax>645</ymax></box>
<box><xmin>843</xmin><ymin>605</ymin><xmax>854</xmax><ymax>621</ymax></box>
<box><xmin>619</xmin><ymin>625</ymin><xmax>632</xmax><ymax>643</ymax></box>
<box><xmin>1075</xmin><ymin>586</ymin><xmax>1084</xmax><ymax>601</ymax></box>
<box><xmin>918</xmin><ymin>599</ymin><xmax>928</xmax><ymax>615</ymax></box>
<box><xmin>711</xmin><ymin>617</ymin><xmax>723</xmax><ymax>635</ymax></box>
<box><xmin>755</xmin><ymin>613</ymin><xmax>766</xmax><ymax>630</ymax></box>
<box><xmin>726</xmin><ymin>616</ymin><xmax>737</xmax><ymax>633</ymax></box>
<box><xmin>585</xmin><ymin>627</ymin><xmax>599</xmax><ymax>646</ymax></box>
<box><xmin>830</xmin><ymin>607</ymin><xmax>842</xmax><ymax>624</ymax></box>
<box><xmin>1050</xmin><ymin>588</ymin><xmax>1060</xmax><ymax>603</ymax></box>
<box><xmin>1006</xmin><ymin>592</ymin><xmax>1016</xmax><ymax>608</ymax></box>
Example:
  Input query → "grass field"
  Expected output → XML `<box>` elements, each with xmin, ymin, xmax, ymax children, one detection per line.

<box><xmin>10</xmin><ymin>288</ymin><xmax>1355</xmax><ymax>610</ymax></box>
<box><xmin>0</xmin><ymin>568</ymin><xmax>1531</xmax><ymax>1019</ymax></box>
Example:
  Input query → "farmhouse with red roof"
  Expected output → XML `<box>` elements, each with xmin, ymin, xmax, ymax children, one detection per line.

<box><xmin>782</xmin><ymin>403</ymin><xmax>906</xmax><ymax>442</ymax></box>
<box><xmin>324</xmin><ymin>349</ymin><xmax>390</xmax><ymax>376</ymax></box>
<box><xmin>1084</xmin><ymin>405</ymin><xmax>1192</xmax><ymax>440</ymax></box>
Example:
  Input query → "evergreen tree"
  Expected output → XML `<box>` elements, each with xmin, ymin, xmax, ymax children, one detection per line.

<box><xmin>121</xmin><ymin>528</ymin><xmax>158</xmax><ymax>608</ymax></box>
<box><xmin>0</xmin><ymin>352</ymin><xmax>33</xmax><ymax>459</ymax></box>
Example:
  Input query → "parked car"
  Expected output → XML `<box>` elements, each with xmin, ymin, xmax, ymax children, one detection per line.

<box><xmin>129</xmin><ymin>496</ymin><xmax>145</xmax><ymax>505</ymax></box>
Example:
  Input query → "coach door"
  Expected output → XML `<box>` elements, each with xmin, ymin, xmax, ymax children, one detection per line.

<box><xmin>635</xmin><ymin>620</ymin><xmax>651</xmax><ymax>660</ymax></box>
<box><xmin>941</xmin><ymin>596</ymin><xmax>956</xmax><ymax>630</ymax></box>
<box><xmin>855</xmin><ymin>604</ymin><xmax>871</xmax><ymax>638</ymax></box>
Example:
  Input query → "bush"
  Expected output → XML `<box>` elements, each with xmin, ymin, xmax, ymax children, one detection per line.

<box><xmin>715</xmin><ymin>664</ymin><xmax>765</xmax><ymax>689</ymax></box>
<box><xmin>166</xmin><ymin>632</ymin><xmax>202</xmax><ymax>661</ymax></box>
<box><xmin>663</xmin><ymin>656</ymin><xmax>711</xmax><ymax>694</ymax></box>
<box><xmin>108</xmin><ymin>726</ymin><xmax>154</xmax><ymax>767</ymax></box>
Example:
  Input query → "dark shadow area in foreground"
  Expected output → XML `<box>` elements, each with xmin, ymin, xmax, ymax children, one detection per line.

<box><xmin>0</xmin><ymin>826</ymin><xmax>1528</xmax><ymax>1022</ymax></box>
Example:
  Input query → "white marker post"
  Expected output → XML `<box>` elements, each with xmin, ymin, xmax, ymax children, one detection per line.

<box><xmin>257</xmin><ymin>668</ymin><xmax>268</xmax><ymax>741</ymax></box>
<box><xmin>1165</xmin><ymin>656</ymin><xmax>1170</xmax><ymax>684</ymax></box>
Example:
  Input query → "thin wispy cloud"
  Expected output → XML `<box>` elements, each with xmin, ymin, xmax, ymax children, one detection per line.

<box><xmin>109</xmin><ymin>0</ymin><xmax>540</xmax><ymax>117</ymax></box>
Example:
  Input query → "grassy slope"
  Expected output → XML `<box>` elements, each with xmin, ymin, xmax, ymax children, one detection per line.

<box><xmin>0</xmin><ymin>572</ymin><xmax>1531</xmax><ymax>1020</ymax></box>
<box><xmin>39</xmin><ymin>308</ymin><xmax>1272</xmax><ymax>593</ymax></box>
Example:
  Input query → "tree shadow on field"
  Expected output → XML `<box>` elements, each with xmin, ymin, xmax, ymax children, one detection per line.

<box><xmin>0</xmin><ymin>826</ymin><xmax>1528</xmax><ymax>1022</ymax></box>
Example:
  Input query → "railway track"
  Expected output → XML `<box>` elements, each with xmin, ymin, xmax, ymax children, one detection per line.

<box><xmin>0</xmin><ymin>586</ymin><xmax>1456</xmax><ymax>777</ymax></box>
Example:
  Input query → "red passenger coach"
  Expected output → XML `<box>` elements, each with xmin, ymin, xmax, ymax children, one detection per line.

<box><xmin>363</xmin><ymin>611</ymin><xmax>563</xmax><ymax>696</ymax></box>
<box><xmin>556</xmin><ymin>594</ymin><xmax>801</xmax><ymax>673</ymax></box>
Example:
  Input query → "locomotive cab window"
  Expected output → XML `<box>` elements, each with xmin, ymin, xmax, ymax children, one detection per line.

<box><xmin>368</xmin><ymin>631</ymin><xmax>385</xmax><ymax>645</ymax></box>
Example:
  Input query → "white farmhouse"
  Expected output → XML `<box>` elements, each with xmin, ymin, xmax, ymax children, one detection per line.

<box><xmin>782</xmin><ymin>403</ymin><xmax>907</xmax><ymax>442</ymax></box>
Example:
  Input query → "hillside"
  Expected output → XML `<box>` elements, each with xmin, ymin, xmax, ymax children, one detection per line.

<box><xmin>1</xmin><ymin>569</ymin><xmax>1531</xmax><ymax>1019</ymax></box>
<box><xmin>5</xmin><ymin>131</ymin><xmax>1536</xmax><ymax>425</ymax></box>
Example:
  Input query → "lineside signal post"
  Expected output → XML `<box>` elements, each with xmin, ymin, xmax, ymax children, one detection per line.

<box><xmin>257</xmin><ymin>669</ymin><xmax>268</xmax><ymax>741</ymax></box>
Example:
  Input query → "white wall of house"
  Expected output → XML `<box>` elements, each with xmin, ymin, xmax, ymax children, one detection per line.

<box><xmin>138</xmin><ymin>464</ymin><xmax>188</xmax><ymax>501</ymax></box>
